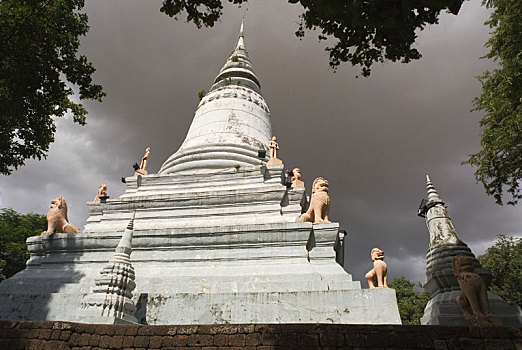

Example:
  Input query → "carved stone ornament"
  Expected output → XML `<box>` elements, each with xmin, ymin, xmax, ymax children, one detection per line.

<box><xmin>298</xmin><ymin>177</ymin><xmax>330</xmax><ymax>224</ymax></box>
<box><xmin>94</xmin><ymin>184</ymin><xmax>108</xmax><ymax>202</ymax></box>
<box><xmin>452</xmin><ymin>255</ymin><xmax>503</xmax><ymax>326</ymax></box>
<box><xmin>291</xmin><ymin>168</ymin><xmax>305</xmax><ymax>188</ymax></box>
<box><xmin>365</xmin><ymin>248</ymin><xmax>388</xmax><ymax>289</ymax></box>
<box><xmin>134</xmin><ymin>147</ymin><xmax>150</xmax><ymax>176</ymax></box>
<box><xmin>41</xmin><ymin>195</ymin><xmax>79</xmax><ymax>235</ymax></box>
<box><xmin>80</xmin><ymin>215</ymin><xmax>138</xmax><ymax>324</ymax></box>
<box><xmin>266</xmin><ymin>136</ymin><xmax>282</xmax><ymax>166</ymax></box>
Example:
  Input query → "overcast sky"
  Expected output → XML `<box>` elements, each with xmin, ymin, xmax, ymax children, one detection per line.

<box><xmin>0</xmin><ymin>0</ymin><xmax>520</xmax><ymax>285</ymax></box>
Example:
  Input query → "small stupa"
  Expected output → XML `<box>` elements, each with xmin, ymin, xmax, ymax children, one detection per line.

<box><xmin>420</xmin><ymin>175</ymin><xmax>521</xmax><ymax>326</ymax></box>
<box><xmin>79</xmin><ymin>214</ymin><xmax>138</xmax><ymax>324</ymax></box>
<box><xmin>0</xmin><ymin>23</ymin><xmax>400</xmax><ymax>325</ymax></box>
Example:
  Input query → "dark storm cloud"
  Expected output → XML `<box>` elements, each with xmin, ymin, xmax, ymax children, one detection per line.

<box><xmin>0</xmin><ymin>0</ymin><xmax>519</xmax><ymax>285</ymax></box>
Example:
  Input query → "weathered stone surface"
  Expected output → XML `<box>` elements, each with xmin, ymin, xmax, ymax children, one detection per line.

<box><xmin>421</xmin><ymin>176</ymin><xmax>522</xmax><ymax>326</ymax></box>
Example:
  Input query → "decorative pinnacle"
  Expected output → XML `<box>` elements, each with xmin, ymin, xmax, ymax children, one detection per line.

<box><xmin>426</xmin><ymin>174</ymin><xmax>444</xmax><ymax>205</ymax></box>
<box><xmin>113</xmin><ymin>212</ymin><xmax>135</xmax><ymax>259</ymax></box>
<box><xmin>236</xmin><ymin>20</ymin><xmax>245</xmax><ymax>49</ymax></box>
<box><xmin>126</xmin><ymin>212</ymin><xmax>135</xmax><ymax>230</ymax></box>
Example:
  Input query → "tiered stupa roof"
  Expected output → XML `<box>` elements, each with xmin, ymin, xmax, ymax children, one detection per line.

<box><xmin>159</xmin><ymin>21</ymin><xmax>271</xmax><ymax>174</ymax></box>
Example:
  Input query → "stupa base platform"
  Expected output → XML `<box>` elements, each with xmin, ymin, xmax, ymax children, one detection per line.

<box><xmin>111</xmin><ymin>289</ymin><xmax>400</xmax><ymax>325</ymax></box>
<box><xmin>0</xmin><ymin>222</ymin><xmax>401</xmax><ymax>325</ymax></box>
<box><xmin>421</xmin><ymin>291</ymin><xmax>522</xmax><ymax>326</ymax></box>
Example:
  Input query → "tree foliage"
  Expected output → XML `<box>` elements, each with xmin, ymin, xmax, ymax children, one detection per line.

<box><xmin>0</xmin><ymin>0</ymin><xmax>104</xmax><ymax>175</ymax></box>
<box><xmin>478</xmin><ymin>235</ymin><xmax>522</xmax><ymax>307</ymax></box>
<box><xmin>464</xmin><ymin>0</ymin><xmax>522</xmax><ymax>205</ymax></box>
<box><xmin>389</xmin><ymin>277</ymin><xmax>430</xmax><ymax>325</ymax></box>
<box><xmin>0</xmin><ymin>208</ymin><xmax>46</xmax><ymax>282</ymax></box>
<box><xmin>160</xmin><ymin>0</ymin><xmax>463</xmax><ymax>76</ymax></box>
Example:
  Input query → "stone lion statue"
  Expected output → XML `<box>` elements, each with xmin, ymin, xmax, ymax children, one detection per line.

<box><xmin>298</xmin><ymin>177</ymin><xmax>330</xmax><ymax>224</ymax></box>
<box><xmin>365</xmin><ymin>248</ymin><xmax>388</xmax><ymax>289</ymax></box>
<box><xmin>94</xmin><ymin>184</ymin><xmax>107</xmax><ymax>201</ymax></box>
<box><xmin>41</xmin><ymin>196</ymin><xmax>79</xmax><ymax>235</ymax></box>
<box><xmin>452</xmin><ymin>255</ymin><xmax>503</xmax><ymax>326</ymax></box>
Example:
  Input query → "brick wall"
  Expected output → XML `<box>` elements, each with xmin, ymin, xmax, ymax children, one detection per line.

<box><xmin>0</xmin><ymin>321</ymin><xmax>520</xmax><ymax>350</ymax></box>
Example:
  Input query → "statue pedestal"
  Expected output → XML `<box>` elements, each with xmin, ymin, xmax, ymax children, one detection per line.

<box><xmin>133</xmin><ymin>169</ymin><xmax>148</xmax><ymax>176</ymax></box>
<box><xmin>266</xmin><ymin>157</ymin><xmax>282</xmax><ymax>166</ymax></box>
<box><xmin>421</xmin><ymin>290</ymin><xmax>522</xmax><ymax>326</ymax></box>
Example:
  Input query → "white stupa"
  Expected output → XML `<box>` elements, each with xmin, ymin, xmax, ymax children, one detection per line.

<box><xmin>0</xmin><ymin>23</ymin><xmax>400</xmax><ymax>325</ymax></box>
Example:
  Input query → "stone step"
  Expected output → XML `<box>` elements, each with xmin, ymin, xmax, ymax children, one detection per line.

<box><xmin>124</xmin><ymin>164</ymin><xmax>284</xmax><ymax>193</ymax></box>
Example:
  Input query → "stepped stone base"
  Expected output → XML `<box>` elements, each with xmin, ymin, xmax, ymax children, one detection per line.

<box><xmin>421</xmin><ymin>291</ymin><xmax>522</xmax><ymax>326</ymax></box>
<box><xmin>0</xmin><ymin>165</ymin><xmax>400</xmax><ymax>325</ymax></box>
<box><xmin>0</xmin><ymin>222</ymin><xmax>400</xmax><ymax>324</ymax></box>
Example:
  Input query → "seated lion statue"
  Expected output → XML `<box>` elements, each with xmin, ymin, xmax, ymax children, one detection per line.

<box><xmin>452</xmin><ymin>255</ymin><xmax>503</xmax><ymax>326</ymax></box>
<box><xmin>298</xmin><ymin>177</ymin><xmax>330</xmax><ymax>224</ymax></box>
<box><xmin>41</xmin><ymin>195</ymin><xmax>79</xmax><ymax>235</ymax></box>
<box><xmin>365</xmin><ymin>248</ymin><xmax>388</xmax><ymax>289</ymax></box>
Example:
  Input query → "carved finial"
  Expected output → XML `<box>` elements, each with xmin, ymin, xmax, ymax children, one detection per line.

<box><xmin>114</xmin><ymin>212</ymin><xmax>136</xmax><ymax>259</ymax></box>
<box><xmin>426</xmin><ymin>174</ymin><xmax>443</xmax><ymax>205</ymax></box>
<box><xmin>126</xmin><ymin>212</ymin><xmax>136</xmax><ymax>230</ymax></box>
<box><xmin>236</xmin><ymin>20</ymin><xmax>245</xmax><ymax>50</ymax></box>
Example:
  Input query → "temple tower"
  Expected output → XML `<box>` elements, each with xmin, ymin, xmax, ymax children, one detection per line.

<box><xmin>160</xmin><ymin>22</ymin><xmax>271</xmax><ymax>174</ymax></box>
<box><xmin>420</xmin><ymin>175</ymin><xmax>521</xmax><ymax>325</ymax></box>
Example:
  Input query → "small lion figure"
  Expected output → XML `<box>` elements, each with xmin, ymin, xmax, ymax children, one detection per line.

<box><xmin>365</xmin><ymin>248</ymin><xmax>388</xmax><ymax>289</ymax></box>
<box><xmin>41</xmin><ymin>196</ymin><xmax>79</xmax><ymax>235</ymax></box>
<box><xmin>452</xmin><ymin>255</ymin><xmax>503</xmax><ymax>326</ymax></box>
<box><xmin>94</xmin><ymin>184</ymin><xmax>107</xmax><ymax>201</ymax></box>
<box><xmin>298</xmin><ymin>177</ymin><xmax>330</xmax><ymax>224</ymax></box>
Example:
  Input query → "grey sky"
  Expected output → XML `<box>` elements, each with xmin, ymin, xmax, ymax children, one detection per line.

<box><xmin>0</xmin><ymin>0</ymin><xmax>520</xmax><ymax>285</ymax></box>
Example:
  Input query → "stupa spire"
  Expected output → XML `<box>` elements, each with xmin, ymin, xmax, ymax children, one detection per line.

<box><xmin>237</xmin><ymin>19</ymin><xmax>245</xmax><ymax>49</ymax></box>
<box><xmin>210</xmin><ymin>20</ymin><xmax>260</xmax><ymax>92</ymax></box>
<box><xmin>159</xmin><ymin>21</ymin><xmax>271</xmax><ymax>174</ymax></box>
<box><xmin>426</xmin><ymin>174</ymin><xmax>443</xmax><ymax>206</ymax></box>
<box><xmin>423</xmin><ymin>175</ymin><xmax>462</xmax><ymax>248</ymax></box>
